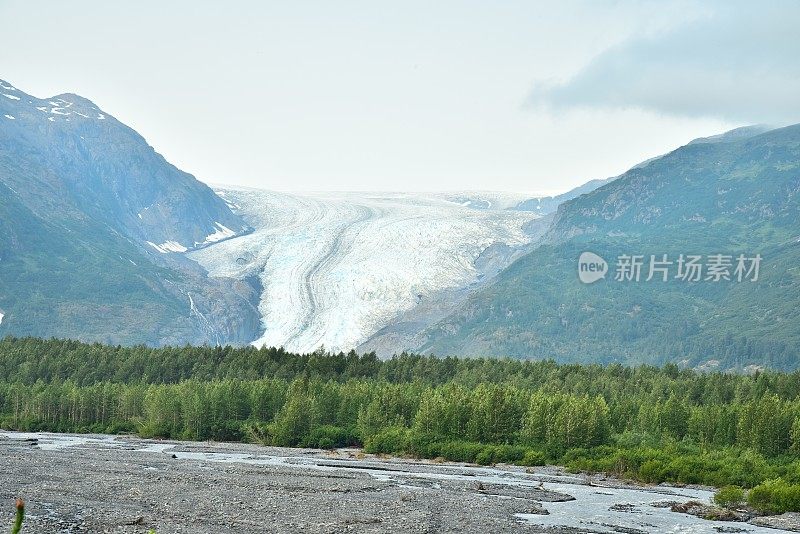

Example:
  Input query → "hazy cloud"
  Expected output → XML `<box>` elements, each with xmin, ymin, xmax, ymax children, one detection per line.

<box><xmin>530</xmin><ymin>1</ymin><xmax>800</xmax><ymax>123</ymax></box>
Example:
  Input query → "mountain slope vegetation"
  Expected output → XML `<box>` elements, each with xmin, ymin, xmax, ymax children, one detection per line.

<box><xmin>417</xmin><ymin>125</ymin><xmax>800</xmax><ymax>370</ymax></box>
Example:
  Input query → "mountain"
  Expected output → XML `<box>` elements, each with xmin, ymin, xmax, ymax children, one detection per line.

<box><xmin>511</xmin><ymin>125</ymin><xmax>777</xmax><ymax>216</ymax></box>
<box><xmin>512</xmin><ymin>178</ymin><xmax>614</xmax><ymax>214</ymax></box>
<box><xmin>509</xmin><ymin>154</ymin><xmax>668</xmax><ymax>215</ymax></box>
<box><xmin>687</xmin><ymin>124</ymin><xmax>774</xmax><ymax>145</ymax></box>
<box><xmin>413</xmin><ymin>124</ymin><xmax>800</xmax><ymax>370</ymax></box>
<box><xmin>0</xmin><ymin>79</ymin><xmax>248</xmax><ymax>250</ymax></box>
<box><xmin>0</xmin><ymin>79</ymin><xmax>260</xmax><ymax>344</ymax></box>
<box><xmin>3</xmin><ymin>78</ymin><xmax>793</xmax><ymax>369</ymax></box>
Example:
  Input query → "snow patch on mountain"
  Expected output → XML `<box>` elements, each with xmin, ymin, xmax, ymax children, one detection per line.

<box><xmin>198</xmin><ymin>222</ymin><xmax>237</xmax><ymax>245</ymax></box>
<box><xmin>0</xmin><ymin>81</ymin><xmax>104</xmax><ymax>124</ymax></box>
<box><xmin>190</xmin><ymin>189</ymin><xmax>540</xmax><ymax>353</ymax></box>
<box><xmin>147</xmin><ymin>240</ymin><xmax>188</xmax><ymax>253</ymax></box>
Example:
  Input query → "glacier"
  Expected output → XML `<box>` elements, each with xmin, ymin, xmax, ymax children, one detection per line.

<box><xmin>189</xmin><ymin>189</ymin><xmax>541</xmax><ymax>354</ymax></box>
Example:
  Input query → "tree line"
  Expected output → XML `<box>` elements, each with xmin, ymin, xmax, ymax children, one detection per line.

<box><xmin>2</xmin><ymin>336</ymin><xmax>800</xmax><ymax>512</ymax></box>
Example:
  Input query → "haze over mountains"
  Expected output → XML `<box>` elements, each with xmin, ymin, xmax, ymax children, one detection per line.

<box><xmin>1</xmin><ymin>79</ymin><xmax>797</xmax><ymax>370</ymax></box>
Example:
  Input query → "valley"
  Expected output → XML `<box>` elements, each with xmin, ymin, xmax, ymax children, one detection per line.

<box><xmin>0</xmin><ymin>76</ymin><xmax>798</xmax><ymax>369</ymax></box>
<box><xmin>2</xmin><ymin>5</ymin><xmax>798</xmax><ymax>532</ymax></box>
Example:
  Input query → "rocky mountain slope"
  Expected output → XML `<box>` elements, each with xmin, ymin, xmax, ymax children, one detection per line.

<box><xmin>0</xmin><ymin>80</ymin><xmax>259</xmax><ymax>344</ymax></box>
<box><xmin>0</xmin><ymin>79</ymin><xmax>248</xmax><ymax>250</ymax></box>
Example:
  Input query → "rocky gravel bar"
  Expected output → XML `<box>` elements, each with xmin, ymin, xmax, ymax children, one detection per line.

<box><xmin>0</xmin><ymin>432</ymin><xmax>795</xmax><ymax>533</ymax></box>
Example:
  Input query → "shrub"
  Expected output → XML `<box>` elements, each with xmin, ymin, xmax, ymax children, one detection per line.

<box><xmin>639</xmin><ymin>459</ymin><xmax>665</xmax><ymax>483</ymax></box>
<box><xmin>209</xmin><ymin>421</ymin><xmax>244</xmax><ymax>442</ymax></box>
<box><xmin>520</xmin><ymin>449</ymin><xmax>546</xmax><ymax>466</ymax></box>
<box><xmin>493</xmin><ymin>445</ymin><xmax>526</xmax><ymax>464</ymax></box>
<box><xmin>437</xmin><ymin>441</ymin><xmax>483</xmax><ymax>463</ymax></box>
<box><xmin>748</xmin><ymin>478</ymin><xmax>800</xmax><ymax>514</ymax></box>
<box><xmin>363</xmin><ymin>427</ymin><xmax>410</xmax><ymax>454</ymax></box>
<box><xmin>301</xmin><ymin>425</ymin><xmax>355</xmax><ymax>449</ymax></box>
<box><xmin>475</xmin><ymin>446</ymin><xmax>497</xmax><ymax>465</ymax></box>
<box><xmin>714</xmin><ymin>485</ymin><xmax>744</xmax><ymax>508</ymax></box>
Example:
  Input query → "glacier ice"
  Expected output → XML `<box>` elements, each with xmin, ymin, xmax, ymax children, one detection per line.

<box><xmin>190</xmin><ymin>189</ymin><xmax>540</xmax><ymax>353</ymax></box>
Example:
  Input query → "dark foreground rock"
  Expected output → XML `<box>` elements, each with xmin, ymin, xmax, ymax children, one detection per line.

<box><xmin>670</xmin><ymin>499</ymin><xmax>800</xmax><ymax>531</ymax></box>
<box><xmin>670</xmin><ymin>500</ymin><xmax>751</xmax><ymax>521</ymax></box>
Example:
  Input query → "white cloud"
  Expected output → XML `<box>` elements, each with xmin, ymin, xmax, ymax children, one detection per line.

<box><xmin>529</xmin><ymin>1</ymin><xmax>800</xmax><ymax>124</ymax></box>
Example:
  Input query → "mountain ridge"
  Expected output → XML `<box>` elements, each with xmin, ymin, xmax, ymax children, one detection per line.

<box><xmin>0</xmin><ymin>78</ymin><xmax>248</xmax><ymax>253</ymax></box>
<box><xmin>0</xmin><ymin>79</ymin><xmax>261</xmax><ymax>345</ymax></box>
<box><xmin>411</xmin><ymin>124</ymin><xmax>800</xmax><ymax>370</ymax></box>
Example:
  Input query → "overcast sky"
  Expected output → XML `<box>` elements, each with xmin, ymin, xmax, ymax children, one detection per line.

<box><xmin>1</xmin><ymin>0</ymin><xmax>797</xmax><ymax>194</ymax></box>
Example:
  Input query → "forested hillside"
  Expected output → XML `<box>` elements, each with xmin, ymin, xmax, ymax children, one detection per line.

<box><xmin>417</xmin><ymin>124</ymin><xmax>800</xmax><ymax>370</ymax></box>
<box><xmin>3</xmin><ymin>337</ymin><xmax>800</xmax><ymax>512</ymax></box>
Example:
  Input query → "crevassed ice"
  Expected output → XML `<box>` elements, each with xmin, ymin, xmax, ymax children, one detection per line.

<box><xmin>190</xmin><ymin>190</ymin><xmax>539</xmax><ymax>353</ymax></box>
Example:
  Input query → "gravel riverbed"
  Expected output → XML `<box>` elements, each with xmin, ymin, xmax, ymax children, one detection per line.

<box><xmin>0</xmin><ymin>432</ymin><xmax>793</xmax><ymax>533</ymax></box>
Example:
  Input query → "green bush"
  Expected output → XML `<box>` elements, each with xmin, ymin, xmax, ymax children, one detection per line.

<box><xmin>105</xmin><ymin>421</ymin><xmax>136</xmax><ymax>434</ymax></box>
<box><xmin>493</xmin><ymin>445</ymin><xmax>527</xmax><ymax>464</ymax></box>
<box><xmin>301</xmin><ymin>425</ymin><xmax>355</xmax><ymax>449</ymax></box>
<box><xmin>243</xmin><ymin>421</ymin><xmax>274</xmax><ymax>445</ymax></box>
<box><xmin>209</xmin><ymin>421</ymin><xmax>244</xmax><ymax>442</ymax></box>
<box><xmin>639</xmin><ymin>459</ymin><xmax>666</xmax><ymax>483</ymax></box>
<box><xmin>520</xmin><ymin>449</ymin><xmax>546</xmax><ymax>466</ymax></box>
<box><xmin>437</xmin><ymin>441</ymin><xmax>483</xmax><ymax>463</ymax></box>
<box><xmin>714</xmin><ymin>485</ymin><xmax>744</xmax><ymax>508</ymax></box>
<box><xmin>363</xmin><ymin>427</ymin><xmax>410</xmax><ymax>454</ymax></box>
<box><xmin>475</xmin><ymin>446</ymin><xmax>496</xmax><ymax>466</ymax></box>
<box><xmin>748</xmin><ymin>478</ymin><xmax>800</xmax><ymax>514</ymax></box>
